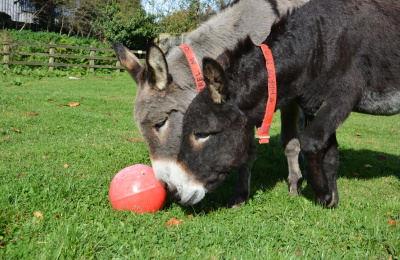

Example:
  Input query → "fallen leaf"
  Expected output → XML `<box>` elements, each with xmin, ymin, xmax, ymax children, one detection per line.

<box><xmin>67</xmin><ymin>102</ymin><xmax>79</xmax><ymax>107</ymax></box>
<box><xmin>63</xmin><ymin>164</ymin><xmax>68</xmax><ymax>168</ymax></box>
<box><xmin>54</xmin><ymin>214</ymin><xmax>61</xmax><ymax>219</ymax></box>
<box><xmin>356</xmin><ymin>133</ymin><xmax>362</xmax><ymax>136</ymax></box>
<box><xmin>118</xmin><ymin>114</ymin><xmax>122</xmax><ymax>116</ymax></box>
<box><xmin>11</xmin><ymin>127</ymin><xmax>20</xmax><ymax>133</ymax></box>
<box><xmin>393</xmin><ymin>128</ymin><xmax>398</xmax><ymax>134</ymax></box>
<box><xmin>110</xmin><ymin>118</ymin><xmax>118</xmax><ymax>122</ymax></box>
<box><xmin>387</xmin><ymin>220</ymin><xmax>397</xmax><ymax>227</ymax></box>
<box><xmin>187</xmin><ymin>215</ymin><xmax>192</xmax><ymax>219</ymax></box>
<box><xmin>26</xmin><ymin>113</ymin><xmax>39</xmax><ymax>116</ymax></box>
<box><xmin>165</xmin><ymin>218</ymin><xmax>185</xmax><ymax>226</ymax></box>
<box><xmin>47</xmin><ymin>99</ymin><xmax>54</xmax><ymax>102</ymax></box>
<box><xmin>104</xmin><ymin>112</ymin><xmax>111</xmax><ymax>115</ymax></box>
<box><xmin>386</xmin><ymin>212</ymin><xmax>392</xmax><ymax>215</ymax></box>
<box><xmin>57</xmin><ymin>104</ymin><xmax>64</xmax><ymax>107</ymax></box>
<box><xmin>19</xmin><ymin>95</ymin><xmax>22</xmax><ymax>100</ymax></box>
<box><xmin>18</xmin><ymin>173</ymin><xmax>25</xmax><ymax>178</ymax></box>
<box><xmin>33</xmin><ymin>211</ymin><xmax>43</xmax><ymax>224</ymax></box>
<box><xmin>126</xmin><ymin>138</ymin><xmax>144</xmax><ymax>143</ymax></box>
<box><xmin>364</xmin><ymin>164</ymin><xmax>372</xmax><ymax>168</ymax></box>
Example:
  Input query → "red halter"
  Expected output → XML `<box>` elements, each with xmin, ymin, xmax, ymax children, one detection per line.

<box><xmin>255</xmin><ymin>44</ymin><xmax>277</xmax><ymax>144</ymax></box>
<box><xmin>179</xmin><ymin>43</ymin><xmax>276</xmax><ymax>144</ymax></box>
<box><xmin>179</xmin><ymin>44</ymin><xmax>206</xmax><ymax>92</ymax></box>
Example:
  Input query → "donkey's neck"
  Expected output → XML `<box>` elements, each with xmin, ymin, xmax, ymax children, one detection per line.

<box><xmin>166</xmin><ymin>0</ymin><xmax>310</xmax><ymax>90</ymax></box>
<box><xmin>232</xmin><ymin>38</ymin><xmax>311</xmax><ymax>125</ymax></box>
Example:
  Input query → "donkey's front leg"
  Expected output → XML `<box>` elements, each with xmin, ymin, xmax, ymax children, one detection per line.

<box><xmin>227</xmin><ymin>133</ymin><xmax>257</xmax><ymax>208</ymax></box>
<box><xmin>300</xmin><ymin>97</ymin><xmax>352</xmax><ymax>207</ymax></box>
<box><xmin>301</xmin><ymin>133</ymin><xmax>340</xmax><ymax>207</ymax></box>
<box><xmin>280</xmin><ymin>101</ymin><xmax>304</xmax><ymax>196</ymax></box>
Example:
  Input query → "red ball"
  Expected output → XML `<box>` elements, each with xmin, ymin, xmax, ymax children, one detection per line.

<box><xmin>109</xmin><ymin>164</ymin><xmax>166</xmax><ymax>213</ymax></box>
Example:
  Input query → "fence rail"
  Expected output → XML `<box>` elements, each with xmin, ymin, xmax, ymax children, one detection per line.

<box><xmin>0</xmin><ymin>41</ymin><xmax>145</xmax><ymax>73</ymax></box>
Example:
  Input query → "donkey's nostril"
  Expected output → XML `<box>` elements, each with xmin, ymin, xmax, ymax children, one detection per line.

<box><xmin>165</xmin><ymin>184</ymin><xmax>181</xmax><ymax>202</ymax></box>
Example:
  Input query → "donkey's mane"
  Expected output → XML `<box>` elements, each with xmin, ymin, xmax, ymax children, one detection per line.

<box><xmin>224</xmin><ymin>36</ymin><xmax>257</xmax><ymax>72</ymax></box>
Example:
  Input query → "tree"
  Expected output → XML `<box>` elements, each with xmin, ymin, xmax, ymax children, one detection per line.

<box><xmin>15</xmin><ymin>0</ymin><xmax>59</xmax><ymax>31</ymax></box>
<box><xmin>97</xmin><ymin>2</ymin><xmax>158</xmax><ymax>50</ymax></box>
<box><xmin>149</xmin><ymin>0</ymin><xmax>220</xmax><ymax>34</ymax></box>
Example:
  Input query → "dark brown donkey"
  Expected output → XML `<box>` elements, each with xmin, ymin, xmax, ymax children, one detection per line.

<box><xmin>113</xmin><ymin>0</ymin><xmax>310</xmax><ymax>207</ymax></box>
<box><xmin>173</xmin><ymin>0</ymin><xmax>400</xmax><ymax>207</ymax></box>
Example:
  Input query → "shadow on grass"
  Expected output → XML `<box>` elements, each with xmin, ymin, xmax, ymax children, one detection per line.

<box><xmin>163</xmin><ymin>134</ymin><xmax>399</xmax><ymax>215</ymax></box>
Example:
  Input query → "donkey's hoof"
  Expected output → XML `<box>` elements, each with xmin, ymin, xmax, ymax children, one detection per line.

<box><xmin>288</xmin><ymin>177</ymin><xmax>303</xmax><ymax>196</ymax></box>
<box><xmin>316</xmin><ymin>191</ymin><xmax>338</xmax><ymax>208</ymax></box>
<box><xmin>289</xmin><ymin>187</ymin><xmax>298</xmax><ymax>197</ymax></box>
<box><xmin>227</xmin><ymin>196</ymin><xmax>247</xmax><ymax>209</ymax></box>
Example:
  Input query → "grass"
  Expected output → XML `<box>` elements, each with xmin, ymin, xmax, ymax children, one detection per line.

<box><xmin>0</xmin><ymin>74</ymin><xmax>399</xmax><ymax>259</ymax></box>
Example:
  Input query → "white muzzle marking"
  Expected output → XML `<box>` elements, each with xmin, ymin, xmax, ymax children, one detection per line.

<box><xmin>152</xmin><ymin>160</ymin><xmax>206</xmax><ymax>206</ymax></box>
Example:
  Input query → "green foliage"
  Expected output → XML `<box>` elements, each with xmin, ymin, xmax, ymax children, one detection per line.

<box><xmin>156</xmin><ymin>1</ymin><xmax>214</xmax><ymax>34</ymax></box>
<box><xmin>98</xmin><ymin>3</ymin><xmax>158</xmax><ymax>50</ymax></box>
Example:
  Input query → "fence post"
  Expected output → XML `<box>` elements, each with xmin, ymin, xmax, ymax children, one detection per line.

<box><xmin>3</xmin><ymin>41</ymin><xmax>10</xmax><ymax>68</ymax></box>
<box><xmin>49</xmin><ymin>41</ymin><xmax>55</xmax><ymax>72</ymax></box>
<box><xmin>90</xmin><ymin>45</ymin><xmax>95</xmax><ymax>73</ymax></box>
<box><xmin>116</xmin><ymin>60</ymin><xmax>121</xmax><ymax>74</ymax></box>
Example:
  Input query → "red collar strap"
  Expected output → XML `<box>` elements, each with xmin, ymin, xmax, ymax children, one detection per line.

<box><xmin>255</xmin><ymin>44</ymin><xmax>277</xmax><ymax>144</ymax></box>
<box><xmin>179</xmin><ymin>43</ymin><xmax>276</xmax><ymax>144</ymax></box>
<box><xmin>179</xmin><ymin>44</ymin><xmax>206</xmax><ymax>92</ymax></box>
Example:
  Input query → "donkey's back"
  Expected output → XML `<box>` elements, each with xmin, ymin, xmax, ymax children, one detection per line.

<box><xmin>283</xmin><ymin>0</ymin><xmax>400</xmax><ymax>116</ymax></box>
<box><xmin>348</xmin><ymin>0</ymin><xmax>400</xmax><ymax>115</ymax></box>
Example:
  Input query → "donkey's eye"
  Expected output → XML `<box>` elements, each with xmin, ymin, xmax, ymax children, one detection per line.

<box><xmin>194</xmin><ymin>132</ymin><xmax>210</xmax><ymax>141</ymax></box>
<box><xmin>154</xmin><ymin>118</ymin><xmax>167</xmax><ymax>131</ymax></box>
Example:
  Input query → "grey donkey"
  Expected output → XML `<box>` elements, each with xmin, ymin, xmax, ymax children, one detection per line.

<box><xmin>113</xmin><ymin>0</ymin><xmax>309</xmax><ymax>207</ymax></box>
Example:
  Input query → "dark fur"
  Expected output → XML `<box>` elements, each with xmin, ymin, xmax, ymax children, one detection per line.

<box><xmin>178</xmin><ymin>0</ymin><xmax>400</xmax><ymax>206</ymax></box>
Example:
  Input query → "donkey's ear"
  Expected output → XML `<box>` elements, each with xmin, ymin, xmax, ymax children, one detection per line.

<box><xmin>146</xmin><ymin>43</ymin><xmax>169</xmax><ymax>91</ymax></box>
<box><xmin>113</xmin><ymin>42</ymin><xmax>144</xmax><ymax>84</ymax></box>
<box><xmin>203</xmin><ymin>57</ymin><xmax>227</xmax><ymax>104</ymax></box>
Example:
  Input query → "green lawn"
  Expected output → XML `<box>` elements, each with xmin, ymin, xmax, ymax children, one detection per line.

<box><xmin>1</xmin><ymin>74</ymin><xmax>399</xmax><ymax>259</ymax></box>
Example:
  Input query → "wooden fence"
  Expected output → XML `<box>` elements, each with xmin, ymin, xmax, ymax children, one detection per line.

<box><xmin>0</xmin><ymin>41</ymin><xmax>145</xmax><ymax>73</ymax></box>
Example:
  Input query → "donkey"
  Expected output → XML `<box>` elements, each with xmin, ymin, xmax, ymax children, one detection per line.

<box><xmin>113</xmin><ymin>0</ymin><xmax>310</xmax><ymax>207</ymax></box>
<box><xmin>172</xmin><ymin>0</ymin><xmax>400</xmax><ymax>207</ymax></box>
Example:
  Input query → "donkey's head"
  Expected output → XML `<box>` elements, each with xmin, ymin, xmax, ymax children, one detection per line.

<box><xmin>170</xmin><ymin>42</ymin><xmax>264</xmax><ymax>205</ymax></box>
<box><xmin>113</xmin><ymin>42</ymin><xmax>200</xmax><ymax>203</ymax></box>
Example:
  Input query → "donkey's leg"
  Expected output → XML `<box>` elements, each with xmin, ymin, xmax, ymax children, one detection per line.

<box><xmin>227</xmin><ymin>133</ymin><xmax>257</xmax><ymax>208</ymax></box>
<box><xmin>300</xmin><ymin>99</ymin><xmax>352</xmax><ymax>207</ymax></box>
<box><xmin>323</xmin><ymin>133</ymin><xmax>340</xmax><ymax>207</ymax></box>
<box><xmin>285</xmin><ymin>139</ymin><xmax>302</xmax><ymax>196</ymax></box>
<box><xmin>280</xmin><ymin>101</ymin><xmax>304</xmax><ymax>195</ymax></box>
